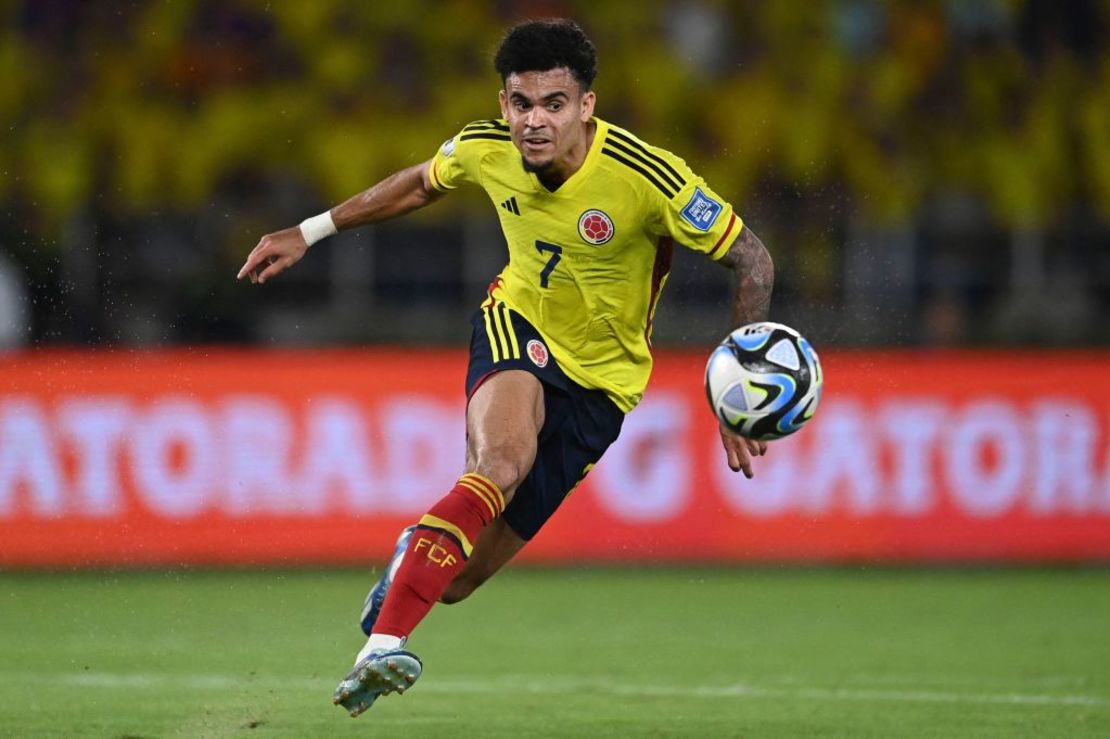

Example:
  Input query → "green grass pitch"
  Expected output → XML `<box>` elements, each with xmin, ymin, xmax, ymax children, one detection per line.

<box><xmin>1</xmin><ymin>568</ymin><xmax>1107</xmax><ymax>738</ymax></box>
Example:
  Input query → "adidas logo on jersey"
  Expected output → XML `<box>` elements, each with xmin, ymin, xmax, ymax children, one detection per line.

<box><xmin>499</xmin><ymin>196</ymin><xmax>521</xmax><ymax>216</ymax></box>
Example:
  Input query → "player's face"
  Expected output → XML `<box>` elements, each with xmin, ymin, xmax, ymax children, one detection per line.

<box><xmin>499</xmin><ymin>68</ymin><xmax>596</xmax><ymax>178</ymax></box>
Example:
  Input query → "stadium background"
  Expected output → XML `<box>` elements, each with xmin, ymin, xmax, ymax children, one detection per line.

<box><xmin>2</xmin><ymin>3</ymin><xmax>1110</xmax><ymax>737</ymax></box>
<box><xmin>3</xmin><ymin>0</ymin><xmax>1109</xmax><ymax>350</ymax></box>
<box><xmin>2</xmin><ymin>0</ymin><xmax>1108</xmax><ymax>566</ymax></box>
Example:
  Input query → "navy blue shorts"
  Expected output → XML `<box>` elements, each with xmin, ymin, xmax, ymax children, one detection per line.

<box><xmin>465</xmin><ymin>303</ymin><xmax>624</xmax><ymax>540</ymax></box>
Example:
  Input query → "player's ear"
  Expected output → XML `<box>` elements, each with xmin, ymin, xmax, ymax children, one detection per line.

<box><xmin>498</xmin><ymin>89</ymin><xmax>509</xmax><ymax>119</ymax></box>
<box><xmin>579</xmin><ymin>90</ymin><xmax>595</xmax><ymax>122</ymax></box>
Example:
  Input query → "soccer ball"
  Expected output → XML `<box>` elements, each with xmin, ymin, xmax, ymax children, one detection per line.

<box><xmin>704</xmin><ymin>322</ymin><xmax>823</xmax><ymax>441</ymax></box>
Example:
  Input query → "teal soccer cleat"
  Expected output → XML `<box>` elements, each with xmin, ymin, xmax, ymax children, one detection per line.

<box><xmin>333</xmin><ymin>648</ymin><xmax>423</xmax><ymax>717</ymax></box>
<box><xmin>359</xmin><ymin>525</ymin><xmax>416</xmax><ymax>635</ymax></box>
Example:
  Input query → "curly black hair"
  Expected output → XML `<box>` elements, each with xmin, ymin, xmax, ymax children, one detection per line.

<box><xmin>494</xmin><ymin>19</ymin><xmax>598</xmax><ymax>91</ymax></box>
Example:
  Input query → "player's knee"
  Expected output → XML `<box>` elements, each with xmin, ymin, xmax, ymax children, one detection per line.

<box><xmin>471</xmin><ymin>454</ymin><xmax>533</xmax><ymax>497</ymax></box>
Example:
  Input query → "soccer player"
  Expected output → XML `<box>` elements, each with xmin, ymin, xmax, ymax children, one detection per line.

<box><xmin>237</xmin><ymin>19</ymin><xmax>774</xmax><ymax>717</ymax></box>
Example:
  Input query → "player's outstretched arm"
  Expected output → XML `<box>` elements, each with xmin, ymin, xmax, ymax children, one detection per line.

<box><xmin>237</xmin><ymin>159</ymin><xmax>444</xmax><ymax>284</ymax></box>
<box><xmin>716</xmin><ymin>225</ymin><xmax>775</xmax><ymax>477</ymax></box>
<box><xmin>719</xmin><ymin>225</ymin><xmax>774</xmax><ymax>329</ymax></box>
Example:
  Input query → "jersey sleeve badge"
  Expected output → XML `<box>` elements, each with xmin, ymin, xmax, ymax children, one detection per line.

<box><xmin>680</xmin><ymin>187</ymin><xmax>722</xmax><ymax>231</ymax></box>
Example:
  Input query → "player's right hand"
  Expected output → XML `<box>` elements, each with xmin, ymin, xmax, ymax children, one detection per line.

<box><xmin>237</xmin><ymin>227</ymin><xmax>308</xmax><ymax>284</ymax></box>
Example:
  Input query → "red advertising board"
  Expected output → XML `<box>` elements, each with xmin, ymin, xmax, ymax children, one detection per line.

<box><xmin>1</xmin><ymin>348</ymin><xmax>1108</xmax><ymax>566</ymax></box>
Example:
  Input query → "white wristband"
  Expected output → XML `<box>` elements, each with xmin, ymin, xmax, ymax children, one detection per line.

<box><xmin>298</xmin><ymin>211</ymin><xmax>337</xmax><ymax>247</ymax></box>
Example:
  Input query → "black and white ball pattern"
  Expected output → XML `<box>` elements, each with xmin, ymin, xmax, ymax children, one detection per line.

<box><xmin>704</xmin><ymin>322</ymin><xmax>823</xmax><ymax>441</ymax></box>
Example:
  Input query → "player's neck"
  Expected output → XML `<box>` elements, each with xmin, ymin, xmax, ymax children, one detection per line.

<box><xmin>537</xmin><ymin>120</ymin><xmax>596</xmax><ymax>191</ymax></box>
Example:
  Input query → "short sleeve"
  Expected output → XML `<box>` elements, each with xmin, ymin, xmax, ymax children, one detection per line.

<box><xmin>428</xmin><ymin>134</ymin><xmax>466</xmax><ymax>191</ymax></box>
<box><xmin>428</xmin><ymin>121</ymin><xmax>501</xmax><ymax>191</ymax></box>
<box><xmin>660</xmin><ymin>179</ymin><xmax>743</xmax><ymax>261</ymax></box>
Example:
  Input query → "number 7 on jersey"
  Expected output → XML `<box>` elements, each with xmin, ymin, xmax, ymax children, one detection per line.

<box><xmin>535</xmin><ymin>240</ymin><xmax>563</xmax><ymax>288</ymax></box>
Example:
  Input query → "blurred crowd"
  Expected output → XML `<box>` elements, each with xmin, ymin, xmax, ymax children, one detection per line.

<box><xmin>1</xmin><ymin>0</ymin><xmax>1108</xmax><ymax>348</ymax></box>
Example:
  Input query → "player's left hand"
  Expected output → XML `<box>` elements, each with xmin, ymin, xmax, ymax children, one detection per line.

<box><xmin>718</xmin><ymin>423</ymin><xmax>767</xmax><ymax>479</ymax></box>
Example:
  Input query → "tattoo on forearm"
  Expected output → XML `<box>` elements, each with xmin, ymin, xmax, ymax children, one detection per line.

<box><xmin>719</xmin><ymin>226</ymin><xmax>774</xmax><ymax>327</ymax></box>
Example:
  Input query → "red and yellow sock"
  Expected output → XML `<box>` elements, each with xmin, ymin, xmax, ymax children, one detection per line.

<box><xmin>372</xmin><ymin>473</ymin><xmax>505</xmax><ymax>639</ymax></box>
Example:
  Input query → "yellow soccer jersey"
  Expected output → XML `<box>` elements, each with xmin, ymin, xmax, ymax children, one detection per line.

<box><xmin>429</xmin><ymin>117</ymin><xmax>743</xmax><ymax>412</ymax></box>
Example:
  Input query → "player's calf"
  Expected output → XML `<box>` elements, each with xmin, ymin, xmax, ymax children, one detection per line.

<box><xmin>371</xmin><ymin>473</ymin><xmax>505</xmax><ymax>639</ymax></box>
<box><xmin>439</xmin><ymin>517</ymin><xmax>528</xmax><ymax>604</ymax></box>
<box><xmin>439</xmin><ymin>569</ymin><xmax>489</xmax><ymax>604</ymax></box>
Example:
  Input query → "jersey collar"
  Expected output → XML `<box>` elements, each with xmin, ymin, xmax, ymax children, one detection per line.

<box><xmin>524</xmin><ymin>117</ymin><xmax>607</xmax><ymax>196</ymax></box>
